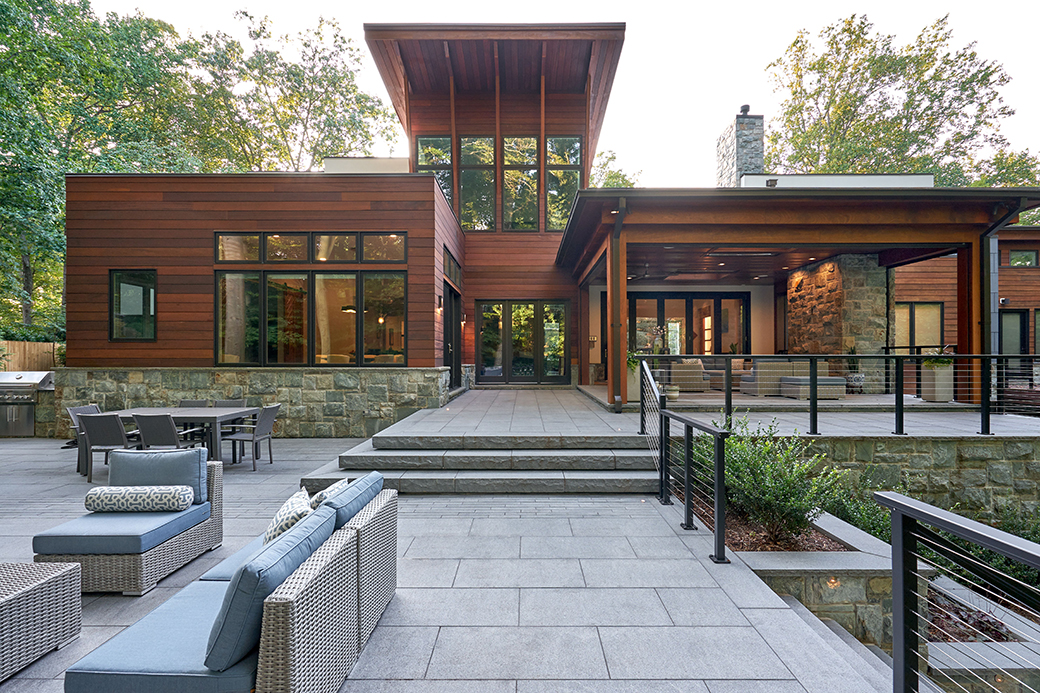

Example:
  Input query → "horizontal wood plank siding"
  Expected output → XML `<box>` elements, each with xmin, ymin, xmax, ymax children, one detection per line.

<box><xmin>66</xmin><ymin>174</ymin><xmax>440</xmax><ymax>368</ymax></box>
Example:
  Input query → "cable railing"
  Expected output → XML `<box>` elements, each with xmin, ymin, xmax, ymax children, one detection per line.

<box><xmin>874</xmin><ymin>492</ymin><xmax>1040</xmax><ymax>693</ymax></box>
<box><xmin>633</xmin><ymin>353</ymin><xmax>1040</xmax><ymax>435</ymax></box>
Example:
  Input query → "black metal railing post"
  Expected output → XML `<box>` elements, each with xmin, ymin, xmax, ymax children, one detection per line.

<box><xmin>710</xmin><ymin>431</ymin><xmax>729</xmax><ymax>564</ymax></box>
<box><xmin>724</xmin><ymin>357</ymin><xmax>733</xmax><ymax>429</ymax></box>
<box><xmin>890</xmin><ymin>506</ymin><xmax>919</xmax><ymax>693</ymax></box>
<box><xmin>680</xmin><ymin>424</ymin><xmax>695</xmax><ymax>530</ymax></box>
<box><xmin>808</xmin><ymin>356</ymin><xmax>819</xmax><ymax>436</ymax></box>
<box><xmin>980</xmin><ymin>355</ymin><xmax>991</xmax><ymax>435</ymax></box>
<box><xmin>893</xmin><ymin>355</ymin><xmax>905</xmax><ymax>435</ymax></box>
<box><xmin>658</xmin><ymin>404</ymin><xmax>672</xmax><ymax>505</ymax></box>
<box><xmin>639</xmin><ymin>360</ymin><xmax>646</xmax><ymax>435</ymax></box>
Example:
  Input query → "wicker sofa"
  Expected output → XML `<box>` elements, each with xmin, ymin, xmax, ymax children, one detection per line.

<box><xmin>33</xmin><ymin>448</ymin><xmax>222</xmax><ymax>595</ymax></box>
<box><xmin>64</xmin><ymin>477</ymin><xmax>397</xmax><ymax>693</ymax></box>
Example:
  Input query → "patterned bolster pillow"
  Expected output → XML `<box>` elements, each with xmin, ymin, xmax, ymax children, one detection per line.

<box><xmin>85</xmin><ymin>485</ymin><xmax>195</xmax><ymax>513</ymax></box>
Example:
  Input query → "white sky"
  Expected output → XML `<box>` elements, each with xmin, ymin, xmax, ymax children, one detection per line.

<box><xmin>89</xmin><ymin>0</ymin><xmax>1040</xmax><ymax>187</ymax></box>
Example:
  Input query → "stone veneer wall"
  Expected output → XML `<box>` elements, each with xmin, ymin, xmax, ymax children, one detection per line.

<box><xmin>715</xmin><ymin>113</ymin><xmax>764</xmax><ymax>187</ymax></box>
<box><xmin>51</xmin><ymin>367</ymin><xmax>459</xmax><ymax>439</ymax></box>
<box><xmin>787</xmin><ymin>254</ymin><xmax>893</xmax><ymax>393</ymax></box>
<box><xmin>805</xmin><ymin>436</ymin><xmax>1040</xmax><ymax>518</ymax></box>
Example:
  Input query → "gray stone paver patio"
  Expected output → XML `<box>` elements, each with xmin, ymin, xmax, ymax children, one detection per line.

<box><xmin>0</xmin><ymin>429</ymin><xmax>883</xmax><ymax>692</ymax></box>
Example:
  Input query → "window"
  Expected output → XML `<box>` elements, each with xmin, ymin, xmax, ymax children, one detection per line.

<box><xmin>215</xmin><ymin>271</ymin><xmax>405</xmax><ymax>366</ymax></box>
<box><xmin>1008</xmin><ymin>250</ymin><xmax>1038</xmax><ymax>267</ymax></box>
<box><xmin>110</xmin><ymin>270</ymin><xmax>157</xmax><ymax>341</ymax></box>
<box><xmin>459</xmin><ymin>137</ymin><xmax>495</xmax><ymax>231</ymax></box>
<box><xmin>217</xmin><ymin>234</ymin><xmax>259</xmax><ymax>262</ymax></box>
<box><xmin>894</xmin><ymin>302</ymin><xmax>943</xmax><ymax>353</ymax></box>
<box><xmin>503</xmin><ymin>136</ymin><xmax>538</xmax><ymax>230</ymax></box>
<box><xmin>546</xmin><ymin>136</ymin><xmax>581</xmax><ymax>230</ymax></box>
<box><xmin>361</xmin><ymin>233</ymin><xmax>406</xmax><ymax>262</ymax></box>
<box><xmin>315</xmin><ymin>235</ymin><xmax>356</xmax><ymax>262</ymax></box>
<box><xmin>443</xmin><ymin>247</ymin><xmax>461</xmax><ymax>289</ymax></box>
<box><xmin>265</xmin><ymin>234</ymin><xmax>308</xmax><ymax>262</ymax></box>
<box><xmin>417</xmin><ymin>136</ymin><xmax>453</xmax><ymax>204</ymax></box>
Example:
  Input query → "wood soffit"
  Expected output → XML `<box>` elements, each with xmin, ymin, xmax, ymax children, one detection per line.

<box><xmin>364</xmin><ymin>23</ymin><xmax>624</xmax><ymax>142</ymax></box>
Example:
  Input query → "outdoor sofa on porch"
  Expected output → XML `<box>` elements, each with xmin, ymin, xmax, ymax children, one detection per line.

<box><xmin>740</xmin><ymin>359</ymin><xmax>846</xmax><ymax>399</ymax></box>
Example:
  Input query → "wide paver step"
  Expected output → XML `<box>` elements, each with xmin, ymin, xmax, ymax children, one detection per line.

<box><xmin>371</xmin><ymin>432</ymin><xmax>648</xmax><ymax>451</ymax></box>
<box><xmin>302</xmin><ymin>461</ymin><xmax>657</xmax><ymax>495</ymax></box>
<box><xmin>339</xmin><ymin>440</ymin><xmax>654</xmax><ymax>471</ymax></box>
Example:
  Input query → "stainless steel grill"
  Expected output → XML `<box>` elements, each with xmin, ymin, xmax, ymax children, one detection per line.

<box><xmin>0</xmin><ymin>371</ymin><xmax>54</xmax><ymax>436</ymax></box>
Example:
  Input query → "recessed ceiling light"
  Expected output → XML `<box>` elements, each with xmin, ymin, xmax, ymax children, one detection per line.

<box><xmin>663</xmin><ymin>246</ymin><xmax>674</xmax><ymax>249</ymax></box>
<box><xmin>718</xmin><ymin>262</ymin><xmax>725</xmax><ymax>266</ymax></box>
<box><xmin>809</xmin><ymin>257</ymin><xmax>817</xmax><ymax>261</ymax></box>
<box><xmin>782</xmin><ymin>266</ymin><xmax>789</xmax><ymax>270</ymax></box>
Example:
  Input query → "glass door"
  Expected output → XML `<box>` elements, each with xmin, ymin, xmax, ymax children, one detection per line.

<box><xmin>479</xmin><ymin>303</ymin><xmax>505</xmax><ymax>381</ymax></box>
<box><xmin>510</xmin><ymin>303</ymin><xmax>536</xmax><ymax>382</ymax></box>
<box><xmin>477</xmin><ymin>301</ymin><xmax>569</xmax><ymax>384</ymax></box>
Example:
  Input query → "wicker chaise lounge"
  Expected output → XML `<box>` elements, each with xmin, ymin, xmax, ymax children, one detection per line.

<box><xmin>33</xmin><ymin>449</ymin><xmax>222</xmax><ymax>595</ymax></box>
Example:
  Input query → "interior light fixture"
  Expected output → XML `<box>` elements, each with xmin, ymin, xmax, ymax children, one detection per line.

<box><xmin>718</xmin><ymin>262</ymin><xmax>725</xmax><ymax>266</ymax></box>
<box><xmin>782</xmin><ymin>266</ymin><xmax>789</xmax><ymax>270</ymax></box>
<box><xmin>809</xmin><ymin>257</ymin><xmax>817</xmax><ymax>261</ymax></box>
<box><xmin>378</xmin><ymin>316</ymin><xmax>385</xmax><ymax>324</ymax></box>
<box><xmin>341</xmin><ymin>305</ymin><xmax>356</xmax><ymax>314</ymax></box>
<box><xmin>318</xmin><ymin>257</ymin><xmax>327</xmax><ymax>262</ymax></box>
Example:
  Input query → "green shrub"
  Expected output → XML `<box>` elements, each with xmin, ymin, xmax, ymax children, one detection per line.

<box><xmin>724</xmin><ymin>418</ymin><xmax>847</xmax><ymax>542</ymax></box>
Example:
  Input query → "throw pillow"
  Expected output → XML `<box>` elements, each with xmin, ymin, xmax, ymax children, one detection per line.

<box><xmin>308</xmin><ymin>477</ymin><xmax>353</xmax><ymax>509</ymax></box>
<box><xmin>85</xmin><ymin>485</ymin><xmax>194</xmax><ymax>512</ymax></box>
<box><xmin>109</xmin><ymin>448</ymin><xmax>208</xmax><ymax>504</ymax></box>
<box><xmin>680</xmin><ymin>358</ymin><xmax>703</xmax><ymax>366</ymax></box>
<box><xmin>262</xmin><ymin>490</ymin><xmax>312</xmax><ymax>544</ymax></box>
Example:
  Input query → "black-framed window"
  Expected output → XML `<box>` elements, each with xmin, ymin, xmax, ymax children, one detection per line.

<box><xmin>215</xmin><ymin>270</ymin><xmax>406</xmax><ymax>366</ymax></box>
<box><xmin>216</xmin><ymin>232</ymin><xmax>406</xmax><ymax>264</ymax></box>
<box><xmin>1008</xmin><ymin>250</ymin><xmax>1039</xmax><ymax>267</ymax></box>
<box><xmin>627</xmin><ymin>292</ymin><xmax>750</xmax><ymax>356</ymax></box>
<box><xmin>546</xmin><ymin>136</ymin><xmax>581</xmax><ymax>231</ymax></box>
<box><xmin>417</xmin><ymin>136</ymin><xmax>453</xmax><ymax>205</ymax></box>
<box><xmin>459</xmin><ymin>136</ymin><xmax>495</xmax><ymax>231</ymax></box>
<box><xmin>443</xmin><ymin>247</ymin><xmax>461</xmax><ymax>290</ymax></box>
<box><xmin>503</xmin><ymin>136</ymin><xmax>538</xmax><ymax>231</ymax></box>
<box><xmin>110</xmin><ymin>270</ymin><xmax>157</xmax><ymax>341</ymax></box>
<box><xmin>894</xmin><ymin>302</ymin><xmax>944</xmax><ymax>353</ymax></box>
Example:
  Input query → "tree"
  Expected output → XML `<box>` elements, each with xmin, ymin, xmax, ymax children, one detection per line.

<box><xmin>590</xmin><ymin>150</ymin><xmax>640</xmax><ymax>188</ymax></box>
<box><xmin>765</xmin><ymin>15</ymin><xmax>1036</xmax><ymax>188</ymax></box>
<box><xmin>191</xmin><ymin>14</ymin><xmax>398</xmax><ymax>172</ymax></box>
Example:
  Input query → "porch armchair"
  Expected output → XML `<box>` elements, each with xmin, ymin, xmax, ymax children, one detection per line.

<box><xmin>703</xmin><ymin>358</ymin><xmax>753</xmax><ymax>391</ymax></box>
<box><xmin>670</xmin><ymin>358</ymin><xmax>709</xmax><ymax>392</ymax></box>
<box><xmin>739</xmin><ymin>360</ymin><xmax>792</xmax><ymax>397</ymax></box>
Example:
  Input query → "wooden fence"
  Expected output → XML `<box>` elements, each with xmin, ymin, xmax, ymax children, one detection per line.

<box><xmin>0</xmin><ymin>341</ymin><xmax>60</xmax><ymax>371</ymax></box>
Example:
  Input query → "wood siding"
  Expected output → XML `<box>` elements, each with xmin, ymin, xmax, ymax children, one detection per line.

<box><xmin>65</xmin><ymin>174</ymin><xmax>443</xmax><ymax>368</ymax></box>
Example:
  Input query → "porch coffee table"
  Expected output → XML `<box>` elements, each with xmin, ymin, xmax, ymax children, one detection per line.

<box><xmin>0</xmin><ymin>562</ymin><xmax>81</xmax><ymax>681</ymax></box>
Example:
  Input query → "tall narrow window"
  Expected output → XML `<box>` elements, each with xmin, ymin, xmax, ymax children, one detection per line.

<box><xmin>459</xmin><ymin>137</ymin><xmax>495</xmax><ymax>231</ymax></box>
<box><xmin>546</xmin><ymin>136</ymin><xmax>581</xmax><ymax>230</ymax></box>
<box><xmin>267</xmin><ymin>274</ymin><xmax>308</xmax><ymax>364</ymax></box>
<box><xmin>363</xmin><ymin>273</ymin><xmax>406</xmax><ymax>364</ymax></box>
<box><xmin>217</xmin><ymin>272</ymin><xmax>260</xmax><ymax>363</ymax></box>
<box><xmin>111</xmin><ymin>270</ymin><xmax>157</xmax><ymax>341</ymax></box>
<box><xmin>503</xmin><ymin>136</ymin><xmax>537</xmax><ymax>230</ymax></box>
<box><xmin>417</xmin><ymin>137</ymin><xmax>453</xmax><ymax>204</ymax></box>
<box><xmin>315</xmin><ymin>274</ymin><xmax>356</xmax><ymax>364</ymax></box>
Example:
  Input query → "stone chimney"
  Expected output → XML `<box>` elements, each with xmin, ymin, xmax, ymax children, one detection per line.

<box><xmin>716</xmin><ymin>105</ymin><xmax>764</xmax><ymax>187</ymax></box>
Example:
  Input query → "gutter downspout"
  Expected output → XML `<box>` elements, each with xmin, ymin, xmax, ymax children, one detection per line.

<box><xmin>610</xmin><ymin>197</ymin><xmax>628</xmax><ymax>413</ymax></box>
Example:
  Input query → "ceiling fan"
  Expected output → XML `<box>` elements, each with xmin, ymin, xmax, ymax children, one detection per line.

<box><xmin>627</xmin><ymin>263</ymin><xmax>670</xmax><ymax>283</ymax></box>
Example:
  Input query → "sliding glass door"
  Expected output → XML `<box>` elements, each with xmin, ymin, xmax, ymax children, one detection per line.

<box><xmin>478</xmin><ymin>301</ymin><xmax>568</xmax><ymax>384</ymax></box>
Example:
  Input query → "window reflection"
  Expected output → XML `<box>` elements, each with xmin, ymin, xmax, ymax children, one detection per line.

<box><xmin>546</xmin><ymin>136</ymin><xmax>581</xmax><ymax>230</ymax></box>
<box><xmin>265</xmin><ymin>234</ymin><xmax>309</xmax><ymax>262</ymax></box>
<box><xmin>362</xmin><ymin>234</ymin><xmax>406</xmax><ymax>262</ymax></box>
<box><xmin>111</xmin><ymin>270</ymin><xmax>157</xmax><ymax>341</ymax></box>
<box><xmin>217</xmin><ymin>273</ymin><xmax>260</xmax><ymax>363</ymax></box>
<box><xmin>315</xmin><ymin>235</ymin><xmax>356</xmax><ymax>262</ymax></box>
<box><xmin>218</xmin><ymin>235</ymin><xmax>260</xmax><ymax>261</ymax></box>
<box><xmin>417</xmin><ymin>136</ymin><xmax>453</xmax><ymax>204</ymax></box>
<box><xmin>267</xmin><ymin>274</ymin><xmax>308</xmax><ymax>364</ymax></box>
<box><xmin>460</xmin><ymin>137</ymin><xmax>495</xmax><ymax>231</ymax></box>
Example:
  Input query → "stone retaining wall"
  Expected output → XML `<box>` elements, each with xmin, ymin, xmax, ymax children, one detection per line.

<box><xmin>805</xmin><ymin>436</ymin><xmax>1040</xmax><ymax>518</ymax></box>
<box><xmin>51</xmin><ymin>367</ymin><xmax>457</xmax><ymax>438</ymax></box>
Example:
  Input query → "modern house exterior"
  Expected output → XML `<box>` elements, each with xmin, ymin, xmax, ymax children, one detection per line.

<box><xmin>59</xmin><ymin>22</ymin><xmax>1040</xmax><ymax>435</ymax></box>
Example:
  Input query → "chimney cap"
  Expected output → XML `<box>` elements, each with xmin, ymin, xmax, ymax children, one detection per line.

<box><xmin>739</xmin><ymin>104</ymin><xmax>750</xmax><ymax>115</ymax></box>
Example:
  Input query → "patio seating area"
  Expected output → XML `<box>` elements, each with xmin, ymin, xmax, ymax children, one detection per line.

<box><xmin>0</xmin><ymin>427</ymin><xmax>904</xmax><ymax>693</ymax></box>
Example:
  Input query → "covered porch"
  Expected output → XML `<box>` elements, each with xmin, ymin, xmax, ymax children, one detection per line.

<box><xmin>556</xmin><ymin>188</ymin><xmax>1040</xmax><ymax>409</ymax></box>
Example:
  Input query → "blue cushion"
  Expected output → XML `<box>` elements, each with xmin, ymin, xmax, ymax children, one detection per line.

<box><xmin>199</xmin><ymin>536</ymin><xmax>264</xmax><ymax>581</ymax></box>
<box><xmin>321</xmin><ymin>471</ymin><xmax>384</xmax><ymax>529</ymax></box>
<box><xmin>204</xmin><ymin>504</ymin><xmax>337</xmax><ymax>671</ymax></box>
<box><xmin>33</xmin><ymin>502</ymin><xmax>210</xmax><ymax>555</ymax></box>
<box><xmin>110</xmin><ymin>448</ymin><xmax>208</xmax><ymax>504</ymax></box>
<box><xmin>65</xmin><ymin>580</ymin><xmax>257</xmax><ymax>693</ymax></box>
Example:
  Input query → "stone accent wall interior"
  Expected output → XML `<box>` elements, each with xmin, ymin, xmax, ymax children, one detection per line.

<box><xmin>51</xmin><ymin>367</ymin><xmax>456</xmax><ymax>439</ymax></box>
<box><xmin>715</xmin><ymin>114</ymin><xmax>764</xmax><ymax>187</ymax></box>
<box><xmin>787</xmin><ymin>254</ymin><xmax>893</xmax><ymax>393</ymax></box>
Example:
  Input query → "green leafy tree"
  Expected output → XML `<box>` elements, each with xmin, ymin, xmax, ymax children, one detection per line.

<box><xmin>765</xmin><ymin>15</ymin><xmax>1036</xmax><ymax>189</ymax></box>
<box><xmin>191</xmin><ymin>13</ymin><xmax>398</xmax><ymax>172</ymax></box>
<box><xmin>590</xmin><ymin>150</ymin><xmax>640</xmax><ymax>188</ymax></box>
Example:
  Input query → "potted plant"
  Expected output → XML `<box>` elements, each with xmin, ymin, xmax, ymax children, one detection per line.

<box><xmin>844</xmin><ymin>346</ymin><xmax>865</xmax><ymax>393</ymax></box>
<box><xmin>921</xmin><ymin>346</ymin><xmax>955</xmax><ymax>402</ymax></box>
<box><xmin>626</xmin><ymin>351</ymin><xmax>641</xmax><ymax>401</ymax></box>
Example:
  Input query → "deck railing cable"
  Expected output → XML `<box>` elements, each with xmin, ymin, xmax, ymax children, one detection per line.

<box><xmin>874</xmin><ymin>492</ymin><xmax>1040</xmax><ymax>693</ymax></box>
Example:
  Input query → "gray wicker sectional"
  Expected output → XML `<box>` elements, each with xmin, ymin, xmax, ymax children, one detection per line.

<box><xmin>0</xmin><ymin>562</ymin><xmax>81</xmax><ymax>682</ymax></box>
<box><xmin>64</xmin><ymin>481</ymin><xmax>397</xmax><ymax>693</ymax></box>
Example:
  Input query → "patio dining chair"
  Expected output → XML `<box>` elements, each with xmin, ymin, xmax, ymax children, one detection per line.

<box><xmin>214</xmin><ymin>398</ymin><xmax>249</xmax><ymax>436</ymax></box>
<box><xmin>66</xmin><ymin>405</ymin><xmax>100</xmax><ymax>474</ymax></box>
<box><xmin>177</xmin><ymin>400</ymin><xmax>210</xmax><ymax>440</ymax></box>
<box><xmin>78</xmin><ymin>413</ymin><xmax>136</xmax><ymax>483</ymax></box>
<box><xmin>132</xmin><ymin>413</ymin><xmax>204</xmax><ymax>451</ymax></box>
<box><xmin>223</xmin><ymin>403</ymin><xmax>279</xmax><ymax>471</ymax></box>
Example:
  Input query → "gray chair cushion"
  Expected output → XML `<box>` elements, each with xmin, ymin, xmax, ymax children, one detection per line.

<box><xmin>110</xmin><ymin>448</ymin><xmax>208</xmax><ymax>504</ymax></box>
<box><xmin>321</xmin><ymin>471</ymin><xmax>384</xmax><ymax>529</ymax></box>
<box><xmin>199</xmin><ymin>535</ymin><xmax>264</xmax><ymax>582</ymax></box>
<box><xmin>204</xmin><ymin>504</ymin><xmax>337</xmax><ymax>671</ymax></box>
<box><xmin>64</xmin><ymin>580</ymin><xmax>257</xmax><ymax>693</ymax></box>
<box><xmin>33</xmin><ymin>502</ymin><xmax>211</xmax><ymax>555</ymax></box>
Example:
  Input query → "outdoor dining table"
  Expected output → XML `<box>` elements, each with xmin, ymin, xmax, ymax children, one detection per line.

<box><xmin>88</xmin><ymin>406</ymin><xmax>260</xmax><ymax>466</ymax></box>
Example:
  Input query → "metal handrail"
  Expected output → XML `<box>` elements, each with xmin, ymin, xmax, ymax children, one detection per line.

<box><xmin>874</xmin><ymin>491</ymin><xmax>1040</xmax><ymax>692</ymax></box>
<box><xmin>659</xmin><ymin>408</ymin><xmax>730</xmax><ymax>564</ymax></box>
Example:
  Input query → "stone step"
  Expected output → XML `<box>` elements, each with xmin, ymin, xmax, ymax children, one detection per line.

<box><xmin>302</xmin><ymin>461</ymin><xmax>657</xmax><ymax>495</ymax></box>
<box><xmin>339</xmin><ymin>440</ymin><xmax>654</xmax><ymax>471</ymax></box>
<box><xmin>780</xmin><ymin>595</ymin><xmax>890</xmax><ymax>693</ymax></box>
<box><xmin>371</xmin><ymin>431</ymin><xmax>648</xmax><ymax>451</ymax></box>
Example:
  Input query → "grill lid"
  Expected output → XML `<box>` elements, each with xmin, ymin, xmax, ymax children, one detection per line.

<box><xmin>0</xmin><ymin>371</ymin><xmax>54</xmax><ymax>390</ymax></box>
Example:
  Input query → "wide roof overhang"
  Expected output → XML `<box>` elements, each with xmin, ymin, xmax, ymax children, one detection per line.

<box><xmin>364</xmin><ymin>23</ymin><xmax>625</xmax><ymax>154</ymax></box>
<box><xmin>557</xmin><ymin>187</ymin><xmax>1040</xmax><ymax>285</ymax></box>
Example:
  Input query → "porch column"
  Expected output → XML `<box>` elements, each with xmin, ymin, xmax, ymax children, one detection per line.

<box><xmin>606</xmin><ymin>200</ymin><xmax>628</xmax><ymax>411</ymax></box>
<box><xmin>956</xmin><ymin>244</ymin><xmax>981</xmax><ymax>403</ymax></box>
